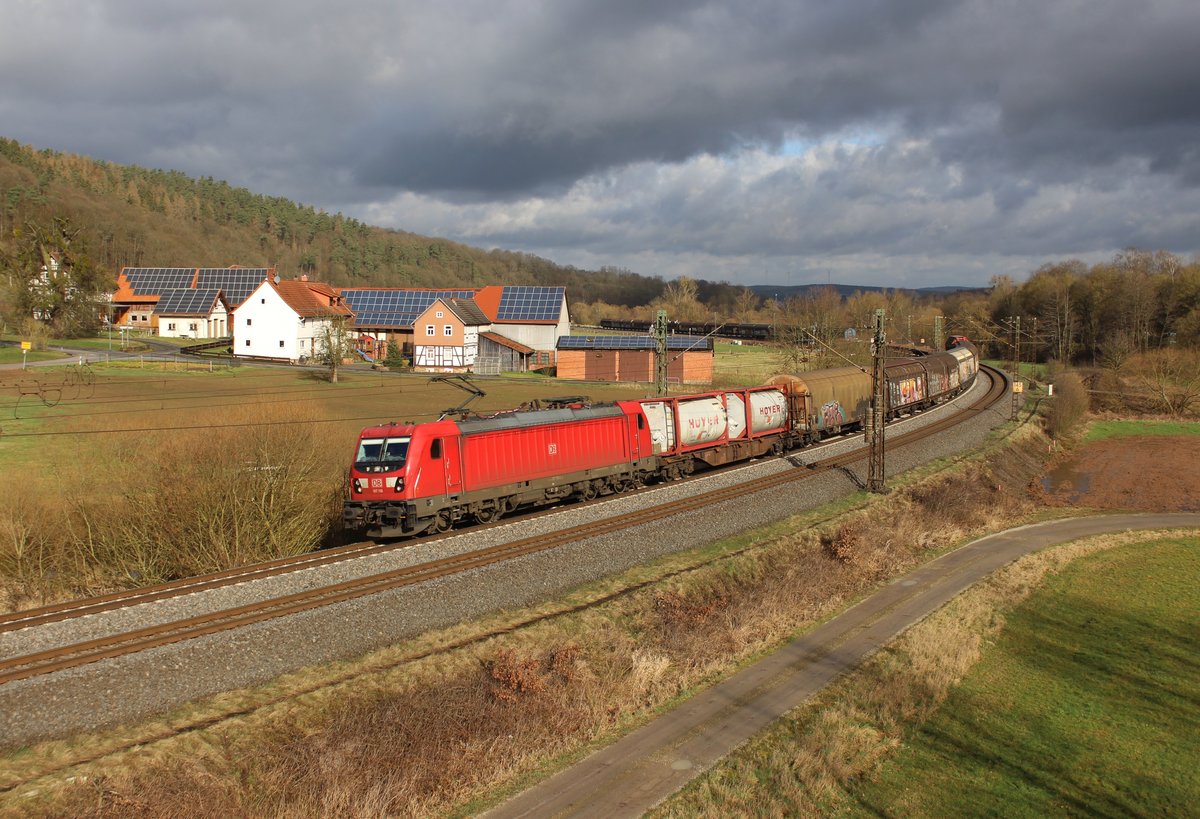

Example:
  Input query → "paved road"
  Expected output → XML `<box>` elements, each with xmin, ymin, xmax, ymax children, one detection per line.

<box><xmin>485</xmin><ymin>513</ymin><xmax>1200</xmax><ymax>819</ymax></box>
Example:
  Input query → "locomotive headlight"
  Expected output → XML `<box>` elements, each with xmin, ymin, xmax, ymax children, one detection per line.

<box><xmin>353</xmin><ymin>478</ymin><xmax>363</xmax><ymax>494</ymax></box>
<box><xmin>394</xmin><ymin>477</ymin><xmax>405</xmax><ymax>492</ymax></box>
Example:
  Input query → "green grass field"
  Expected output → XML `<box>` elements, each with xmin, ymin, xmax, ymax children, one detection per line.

<box><xmin>848</xmin><ymin>538</ymin><xmax>1200</xmax><ymax>816</ymax></box>
<box><xmin>1084</xmin><ymin>419</ymin><xmax>1200</xmax><ymax>441</ymax></box>
<box><xmin>0</xmin><ymin>346</ymin><xmax>64</xmax><ymax>365</ymax></box>
<box><xmin>0</xmin><ymin>361</ymin><xmax>656</xmax><ymax>470</ymax></box>
<box><xmin>712</xmin><ymin>341</ymin><xmax>784</xmax><ymax>385</ymax></box>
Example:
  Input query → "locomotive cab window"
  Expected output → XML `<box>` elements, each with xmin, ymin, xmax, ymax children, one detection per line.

<box><xmin>355</xmin><ymin>437</ymin><xmax>410</xmax><ymax>472</ymax></box>
<box><xmin>430</xmin><ymin>438</ymin><xmax>442</xmax><ymax>459</ymax></box>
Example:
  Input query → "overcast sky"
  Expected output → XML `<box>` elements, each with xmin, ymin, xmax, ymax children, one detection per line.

<box><xmin>3</xmin><ymin>0</ymin><xmax>1199</xmax><ymax>289</ymax></box>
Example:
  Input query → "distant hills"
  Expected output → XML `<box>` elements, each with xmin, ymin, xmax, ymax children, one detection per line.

<box><xmin>747</xmin><ymin>283</ymin><xmax>985</xmax><ymax>301</ymax></box>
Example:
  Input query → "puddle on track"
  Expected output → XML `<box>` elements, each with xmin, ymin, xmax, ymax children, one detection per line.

<box><xmin>1041</xmin><ymin>461</ymin><xmax>1093</xmax><ymax>502</ymax></box>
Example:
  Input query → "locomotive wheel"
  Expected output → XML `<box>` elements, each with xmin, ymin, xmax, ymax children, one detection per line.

<box><xmin>580</xmin><ymin>482</ymin><xmax>598</xmax><ymax>501</ymax></box>
<box><xmin>428</xmin><ymin>511</ymin><xmax>452</xmax><ymax>534</ymax></box>
<box><xmin>474</xmin><ymin>506</ymin><xmax>499</xmax><ymax>523</ymax></box>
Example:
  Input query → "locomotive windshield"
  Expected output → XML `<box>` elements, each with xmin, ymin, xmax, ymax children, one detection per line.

<box><xmin>355</xmin><ymin>436</ymin><xmax>410</xmax><ymax>472</ymax></box>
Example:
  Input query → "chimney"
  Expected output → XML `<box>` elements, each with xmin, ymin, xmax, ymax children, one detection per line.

<box><xmin>273</xmin><ymin>274</ymin><xmax>280</xmax><ymax>285</ymax></box>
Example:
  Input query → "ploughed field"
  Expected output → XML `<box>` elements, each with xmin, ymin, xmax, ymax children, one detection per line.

<box><xmin>1040</xmin><ymin>435</ymin><xmax>1200</xmax><ymax>512</ymax></box>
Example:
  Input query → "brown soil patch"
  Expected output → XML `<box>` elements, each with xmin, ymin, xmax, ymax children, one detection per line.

<box><xmin>1039</xmin><ymin>436</ymin><xmax>1200</xmax><ymax>512</ymax></box>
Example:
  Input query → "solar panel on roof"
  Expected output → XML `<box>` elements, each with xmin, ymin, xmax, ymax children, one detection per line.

<box><xmin>154</xmin><ymin>289</ymin><xmax>220</xmax><ymax>315</ymax></box>
<box><xmin>496</xmin><ymin>286</ymin><xmax>563</xmax><ymax>321</ymax></box>
<box><xmin>195</xmin><ymin>269</ymin><xmax>269</xmax><ymax>305</ymax></box>
<box><xmin>556</xmin><ymin>335</ymin><xmax>711</xmax><ymax>351</ymax></box>
<box><xmin>124</xmin><ymin>268</ymin><xmax>195</xmax><ymax>295</ymax></box>
<box><xmin>342</xmin><ymin>289</ymin><xmax>476</xmax><ymax>328</ymax></box>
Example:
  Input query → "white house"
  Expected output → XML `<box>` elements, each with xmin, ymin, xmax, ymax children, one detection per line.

<box><xmin>153</xmin><ymin>289</ymin><xmax>232</xmax><ymax>339</ymax></box>
<box><xmin>233</xmin><ymin>276</ymin><xmax>353</xmax><ymax>363</ymax></box>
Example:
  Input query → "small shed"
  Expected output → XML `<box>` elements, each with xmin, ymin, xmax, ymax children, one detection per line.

<box><xmin>555</xmin><ymin>335</ymin><xmax>714</xmax><ymax>384</ymax></box>
<box><xmin>477</xmin><ymin>331</ymin><xmax>535</xmax><ymax>374</ymax></box>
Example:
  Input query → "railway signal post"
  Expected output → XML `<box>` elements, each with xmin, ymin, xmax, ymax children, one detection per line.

<box><xmin>867</xmin><ymin>309</ymin><xmax>887</xmax><ymax>493</ymax></box>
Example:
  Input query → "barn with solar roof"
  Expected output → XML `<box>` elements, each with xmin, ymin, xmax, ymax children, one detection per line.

<box><xmin>112</xmin><ymin>266</ymin><xmax>274</xmax><ymax>333</ymax></box>
<box><xmin>340</xmin><ymin>284</ymin><xmax>570</xmax><ymax>371</ymax></box>
<box><xmin>555</xmin><ymin>334</ymin><xmax>714</xmax><ymax>384</ymax></box>
<box><xmin>153</xmin><ymin>289</ymin><xmax>233</xmax><ymax>339</ymax></box>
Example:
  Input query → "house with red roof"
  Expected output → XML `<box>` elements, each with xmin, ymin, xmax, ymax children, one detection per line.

<box><xmin>232</xmin><ymin>275</ymin><xmax>353</xmax><ymax>363</ymax></box>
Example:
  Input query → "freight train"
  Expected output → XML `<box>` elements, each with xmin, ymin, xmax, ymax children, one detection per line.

<box><xmin>599</xmin><ymin>318</ymin><xmax>775</xmax><ymax>341</ymax></box>
<box><xmin>342</xmin><ymin>342</ymin><xmax>979</xmax><ymax>538</ymax></box>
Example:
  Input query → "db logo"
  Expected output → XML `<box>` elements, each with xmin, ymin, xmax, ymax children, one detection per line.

<box><xmin>370</xmin><ymin>478</ymin><xmax>384</xmax><ymax>488</ymax></box>
<box><xmin>548</xmin><ymin>443</ymin><xmax>558</xmax><ymax>455</ymax></box>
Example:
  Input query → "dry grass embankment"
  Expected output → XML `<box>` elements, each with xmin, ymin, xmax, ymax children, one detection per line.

<box><xmin>4</xmin><ymin>421</ymin><xmax>1054</xmax><ymax>817</ymax></box>
<box><xmin>0</xmin><ymin>403</ymin><xmax>345</xmax><ymax>609</ymax></box>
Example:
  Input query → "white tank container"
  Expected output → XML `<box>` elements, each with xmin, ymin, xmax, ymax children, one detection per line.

<box><xmin>749</xmin><ymin>389</ymin><xmax>788</xmax><ymax>433</ymax></box>
<box><xmin>724</xmin><ymin>393</ymin><xmax>747</xmax><ymax>439</ymax></box>
<box><xmin>640</xmin><ymin>400</ymin><xmax>675</xmax><ymax>453</ymax></box>
<box><xmin>675</xmin><ymin>396</ymin><xmax>728</xmax><ymax>447</ymax></box>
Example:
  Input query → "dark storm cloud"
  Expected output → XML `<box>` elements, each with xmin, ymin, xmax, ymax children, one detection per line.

<box><xmin>1</xmin><ymin>0</ymin><xmax>1198</xmax><ymax>286</ymax></box>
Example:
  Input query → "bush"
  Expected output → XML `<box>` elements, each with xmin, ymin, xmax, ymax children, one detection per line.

<box><xmin>1046</xmin><ymin>369</ymin><xmax>1089</xmax><ymax>439</ymax></box>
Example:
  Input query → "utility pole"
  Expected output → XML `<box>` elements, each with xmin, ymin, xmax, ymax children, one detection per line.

<box><xmin>866</xmin><ymin>309</ymin><xmax>887</xmax><ymax>493</ymax></box>
<box><xmin>1011</xmin><ymin>315</ymin><xmax>1021</xmax><ymax>421</ymax></box>
<box><xmin>933</xmin><ymin>315</ymin><xmax>944</xmax><ymax>351</ymax></box>
<box><xmin>654</xmin><ymin>310</ymin><xmax>669</xmax><ymax>397</ymax></box>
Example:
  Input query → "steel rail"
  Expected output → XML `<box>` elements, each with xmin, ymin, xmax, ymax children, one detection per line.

<box><xmin>0</xmin><ymin>367</ymin><xmax>1007</xmax><ymax>684</ymax></box>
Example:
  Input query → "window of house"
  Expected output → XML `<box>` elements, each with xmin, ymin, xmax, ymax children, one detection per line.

<box><xmin>279</xmin><ymin>340</ymin><xmax>285</xmax><ymax>348</ymax></box>
<box><xmin>425</xmin><ymin>325</ymin><xmax>435</xmax><ymax>336</ymax></box>
<box><xmin>189</xmin><ymin>323</ymin><xmax>197</xmax><ymax>331</ymax></box>
<box><xmin>167</xmin><ymin>323</ymin><xmax>176</xmax><ymax>331</ymax></box>
<box><xmin>436</xmin><ymin>311</ymin><xmax>444</xmax><ymax>318</ymax></box>
<box><xmin>247</xmin><ymin>318</ymin><xmax>252</xmax><ymax>326</ymax></box>
<box><xmin>444</xmin><ymin>325</ymin><xmax>453</xmax><ymax>336</ymax></box>
<box><xmin>245</xmin><ymin>339</ymin><xmax>251</xmax><ymax>346</ymax></box>
<box><xmin>261</xmin><ymin>298</ymin><xmax>266</xmax><ymax>304</ymax></box>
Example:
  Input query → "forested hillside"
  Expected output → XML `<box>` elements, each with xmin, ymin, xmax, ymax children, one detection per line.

<box><xmin>0</xmin><ymin>137</ymin><xmax>666</xmax><ymax>307</ymax></box>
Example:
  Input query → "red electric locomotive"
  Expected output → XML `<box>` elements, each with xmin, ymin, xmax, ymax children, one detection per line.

<box><xmin>343</xmin><ymin>403</ymin><xmax>653</xmax><ymax>538</ymax></box>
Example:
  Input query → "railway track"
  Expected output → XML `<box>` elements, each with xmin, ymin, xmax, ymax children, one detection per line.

<box><xmin>0</xmin><ymin>366</ymin><xmax>1009</xmax><ymax>686</ymax></box>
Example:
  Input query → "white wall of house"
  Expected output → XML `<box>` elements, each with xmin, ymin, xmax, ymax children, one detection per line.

<box><xmin>158</xmin><ymin>301</ymin><xmax>229</xmax><ymax>339</ymax></box>
<box><xmin>299</xmin><ymin>316</ymin><xmax>339</xmax><ymax>362</ymax></box>
<box><xmin>159</xmin><ymin>317</ymin><xmax>203</xmax><ymax>339</ymax></box>
<box><xmin>488</xmin><ymin>323</ymin><xmax>559</xmax><ymax>351</ymax></box>
<box><xmin>234</xmin><ymin>281</ymin><xmax>302</xmax><ymax>361</ymax></box>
